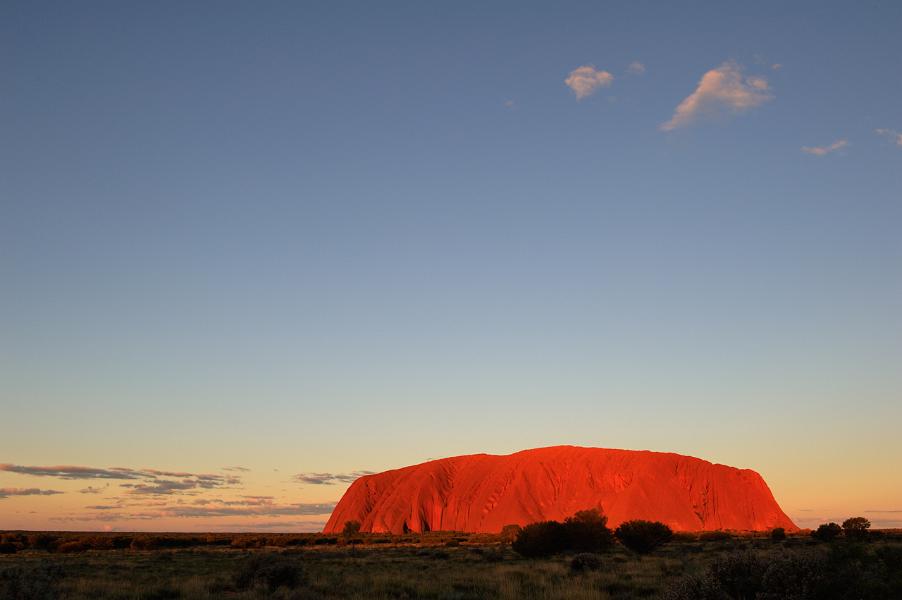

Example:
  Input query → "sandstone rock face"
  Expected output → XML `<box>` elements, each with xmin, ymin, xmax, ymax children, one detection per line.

<box><xmin>323</xmin><ymin>446</ymin><xmax>797</xmax><ymax>534</ymax></box>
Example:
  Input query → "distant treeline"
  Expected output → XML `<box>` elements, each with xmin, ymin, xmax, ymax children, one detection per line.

<box><xmin>1</xmin><ymin>524</ymin><xmax>898</xmax><ymax>554</ymax></box>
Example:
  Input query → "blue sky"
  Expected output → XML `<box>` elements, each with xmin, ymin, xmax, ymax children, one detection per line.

<box><xmin>2</xmin><ymin>1</ymin><xmax>901</xmax><ymax>530</ymax></box>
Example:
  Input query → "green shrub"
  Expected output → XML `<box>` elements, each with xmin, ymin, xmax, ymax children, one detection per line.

<box><xmin>615</xmin><ymin>520</ymin><xmax>673</xmax><ymax>554</ymax></box>
<box><xmin>512</xmin><ymin>521</ymin><xmax>568</xmax><ymax>557</ymax></box>
<box><xmin>812</xmin><ymin>522</ymin><xmax>842</xmax><ymax>541</ymax></box>
<box><xmin>564</xmin><ymin>509</ymin><xmax>614</xmax><ymax>552</ymax></box>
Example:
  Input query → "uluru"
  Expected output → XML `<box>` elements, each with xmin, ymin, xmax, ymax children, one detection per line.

<box><xmin>323</xmin><ymin>446</ymin><xmax>797</xmax><ymax>534</ymax></box>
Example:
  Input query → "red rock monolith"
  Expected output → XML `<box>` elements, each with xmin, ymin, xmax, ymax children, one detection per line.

<box><xmin>323</xmin><ymin>446</ymin><xmax>797</xmax><ymax>534</ymax></box>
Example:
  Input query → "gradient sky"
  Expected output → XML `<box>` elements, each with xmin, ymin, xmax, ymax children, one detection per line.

<box><xmin>2</xmin><ymin>1</ymin><xmax>901</xmax><ymax>532</ymax></box>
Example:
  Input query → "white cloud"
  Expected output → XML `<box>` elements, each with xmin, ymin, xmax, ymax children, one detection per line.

<box><xmin>660</xmin><ymin>61</ymin><xmax>773</xmax><ymax>131</ymax></box>
<box><xmin>565</xmin><ymin>65</ymin><xmax>614</xmax><ymax>100</ymax></box>
<box><xmin>801</xmin><ymin>139</ymin><xmax>848</xmax><ymax>156</ymax></box>
<box><xmin>627</xmin><ymin>61</ymin><xmax>646</xmax><ymax>75</ymax></box>
<box><xmin>875</xmin><ymin>128</ymin><xmax>902</xmax><ymax>146</ymax></box>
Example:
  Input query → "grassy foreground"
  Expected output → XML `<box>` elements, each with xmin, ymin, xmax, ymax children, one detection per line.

<box><xmin>2</xmin><ymin>531</ymin><xmax>901</xmax><ymax>599</ymax></box>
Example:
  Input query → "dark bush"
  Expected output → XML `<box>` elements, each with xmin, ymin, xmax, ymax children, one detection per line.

<box><xmin>512</xmin><ymin>521</ymin><xmax>569</xmax><ymax>557</ymax></box>
<box><xmin>0</xmin><ymin>563</ymin><xmax>63</xmax><ymax>600</ymax></box>
<box><xmin>342</xmin><ymin>520</ymin><xmax>361</xmax><ymax>536</ymax></box>
<box><xmin>666</xmin><ymin>542</ymin><xmax>902</xmax><ymax>600</ymax></box>
<box><xmin>136</xmin><ymin>585</ymin><xmax>182</xmax><ymax>599</ymax></box>
<box><xmin>500</xmin><ymin>524</ymin><xmax>522</xmax><ymax>543</ymax></box>
<box><xmin>55</xmin><ymin>541</ymin><xmax>89</xmax><ymax>553</ymax></box>
<box><xmin>615</xmin><ymin>520</ymin><xmax>673</xmax><ymax>554</ymax></box>
<box><xmin>26</xmin><ymin>534</ymin><xmax>57</xmax><ymax>551</ymax></box>
<box><xmin>482</xmin><ymin>548</ymin><xmax>504</xmax><ymax>562</ymax></box>
<box><xmin>314</xmin><ymin>536</ymin><xmax>338</xmax><ymax>545</ymax></box>
<box><xmin>842</xmin><ymin>516</ymin><xmax>871</xmax><ymax>540</ymax></box>
<box><xmin>770</xmin><ymin>527</ymin><xmax>786</xmax><ymax>541</ymax></box>
<box><xmin>570</xmin><ymin>552</ymin><xmax>603</xmax><ymax>573</ymax></box>
<box><xmin>699</xmin><ymin>530</ymin><xmax>732</xmax><ymax>542</ymax></box>
<box><xmin>0</xmin><ymin>543</ymin><xmax>17</xmax><ymax>554</ymax></box>
<box><xmin>233</xmin><ymin>553</ymin><xmax>303</xmax><ymax>592</ymax></box>
<box><xmin>564</xmin><ymin>509</ymin><xmax>614</xmax><ymax>552</ymax></box>
<box><xmin>812</xmin><ymin>522</ymin><xmax>842</xmax><ymax>542</ymax></box>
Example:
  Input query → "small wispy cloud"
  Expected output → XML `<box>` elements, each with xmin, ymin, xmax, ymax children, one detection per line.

<box><xmin>802</xmin><ymin>139</ymin><xmax>848</xmax><ymax>156</ymax></box>
<box><xmin>65</xmin><ymin>500</ymin><xmax>337</xmax><ymax>521</ymax></box>
<box><xmin>123</xmin><ymin>480</ymin><xmax>201</xmax><ymax>495</ymax></box>
<box><xmin>565</xmin><ymin>65</ymin><xmax>614</xmax><ymax>100</ymax></box>
<box><xmin>0</xmin><ymin>487</ymin><xmax>63</xmax><ymax>499</ymax></box>
<box><xmin>165</xmin><ymin>502</ymin><xmax>337</xmax><ymax>518</ymax></box>
<box><xmin>503</xmin><ymin>99</ymin><xmax>515</xmax><ymax>109</ymax></box>
<box><xmin>222</xmin><ymin>466</ymin><xmax>250</xmax><ymax>472</ymax></box>
<box><xmin>771</xmin><ymin>63</ymin><xmax>782</xmax><ymax>71</ymax></box>
<box><xmin>79</xmin><ymin>486</ymin><xmax>106</xmax><ymax>494</ymax></box>
<box><xmin>294</xmin><ymin>471</ymin><xmax>373</xmax><ymax>485</ymax></box>
<box><xmin>660</xmin><ymin>61</ymin><xmax>772</xmax><ymax>131</ymax></box>
<box><xmin>0</xmin><ymin>464</ymin><xmax>144</xmax><ymax>480</ymax></box>
<box><xmin>2</xmin><ymin>463</ymin><xmax>242</xmax><ymax>497</ymax></box>
<box><xmin>875</xmin><ymin>128</ymin><xmax>902</xmax><ymax>146</ymax></box>
<box><xmin>627</xmin><ymin>61</ymin><xmax>646</xmax><ymax>75</ymax></box>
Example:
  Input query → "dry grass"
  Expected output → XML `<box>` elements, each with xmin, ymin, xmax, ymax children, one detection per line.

<box><xmin>1</xmin><ymin>531</ymin><xmax>900</xmax><ymax>599</ymax></box>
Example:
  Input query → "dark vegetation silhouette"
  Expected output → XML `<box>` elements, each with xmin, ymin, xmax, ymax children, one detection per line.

<box><xmin>564</xmin><ymin>509</ymin><xmax>615</xmax><ymax>552</ymax></box>
<box><xmin>342</xmin><ymin>520</ymin><xmax>361</xmax><ymax>537</ymax></box>
<box><xmin>1</xmin><ymin>523</ymin><xmax>901</xmax><ymax>599</ymax></box>
<box><xmin>812</xmin><ymin>522</ymin><xmax>843</xmax><ymax>541</ymax></box>
<box><xmin>510</xmin><ymin>509</ymin><xmax>677</xmax><ymax>557</ymax></box>
<box><xmin>770</xmin><ymin>527</ymin><xmax>786</xmax><ymax>541</ymax></box>
<box><xmin>511</xmin><ymin>520</ymin><xmax>569</xmax><ymax>557</ymax></box>
<box><xmin>232</xmin><ymin>553</ymin><xmax>303</xmax><ymax>592</ymax></box>
<box><xmin>615</xmin><ymin>519</ymin><xmax>674</xmax><ymax>554</ymax></box>
<box><xmin>499</xmin><ymin>523</ymin><xmax>521</xmax><ymax>543</ymax></box>
<box><xmin>665</xmin><ymin>543</ymin><xmax>902</xmax><ymax>599</ymax></box>
<box><xmin>842</xmin><ymin>516</ymin><xmax>871</xmax><ymax>540</ymax></box>
<box><xmin>570</xmin><ymin>552</ymin><xmax>603</xmax><ymax>572</ymax></box>
<box><xmin>511</xmin><ymin>508</ymin><xmax>616</xmax><ymax>557</ymax></box>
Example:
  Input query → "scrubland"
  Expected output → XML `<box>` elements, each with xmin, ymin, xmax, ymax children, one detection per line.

<box><xmin>1</xmin><ymin>529</ymin><xmax>901</xmax><ymax>599</ymax></box>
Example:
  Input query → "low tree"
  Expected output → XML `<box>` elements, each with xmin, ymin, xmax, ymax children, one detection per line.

<box><xmin>512</xmin><ymin>521</ymin><xmax>568</xmax><ymax>558</ymax></box>
<box><xmin>342</xmin><ymin>520</ymin><xmax>361</xmax><ymax>537</ymax></box>
<box><xmin>770</xmin><ymin>527</ymin><xmax>786</xmax><ymax>541</ymax></box>
<box><xmin>615</xmin><ymin>520</ymin><xmax>673</xmax><ymax>555</ymax></box>
<box><xmin>812</xmin><ymin>522</ymin><xmax>842</xmax><ymax>542</ymax></box>
<box><xmin>841</xmin><ymin>517</ymin><xmax>871</xmax><ymax>540</ymax></box>
<box><xmin>499</xmin><ymin>524</ymin><xmax>522</xmax><ymax>544</ymax></box>
<box><xmin>564</xmin><ymin>508</ymin><xmax>614</xmax><ymax>552</ymax></box>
